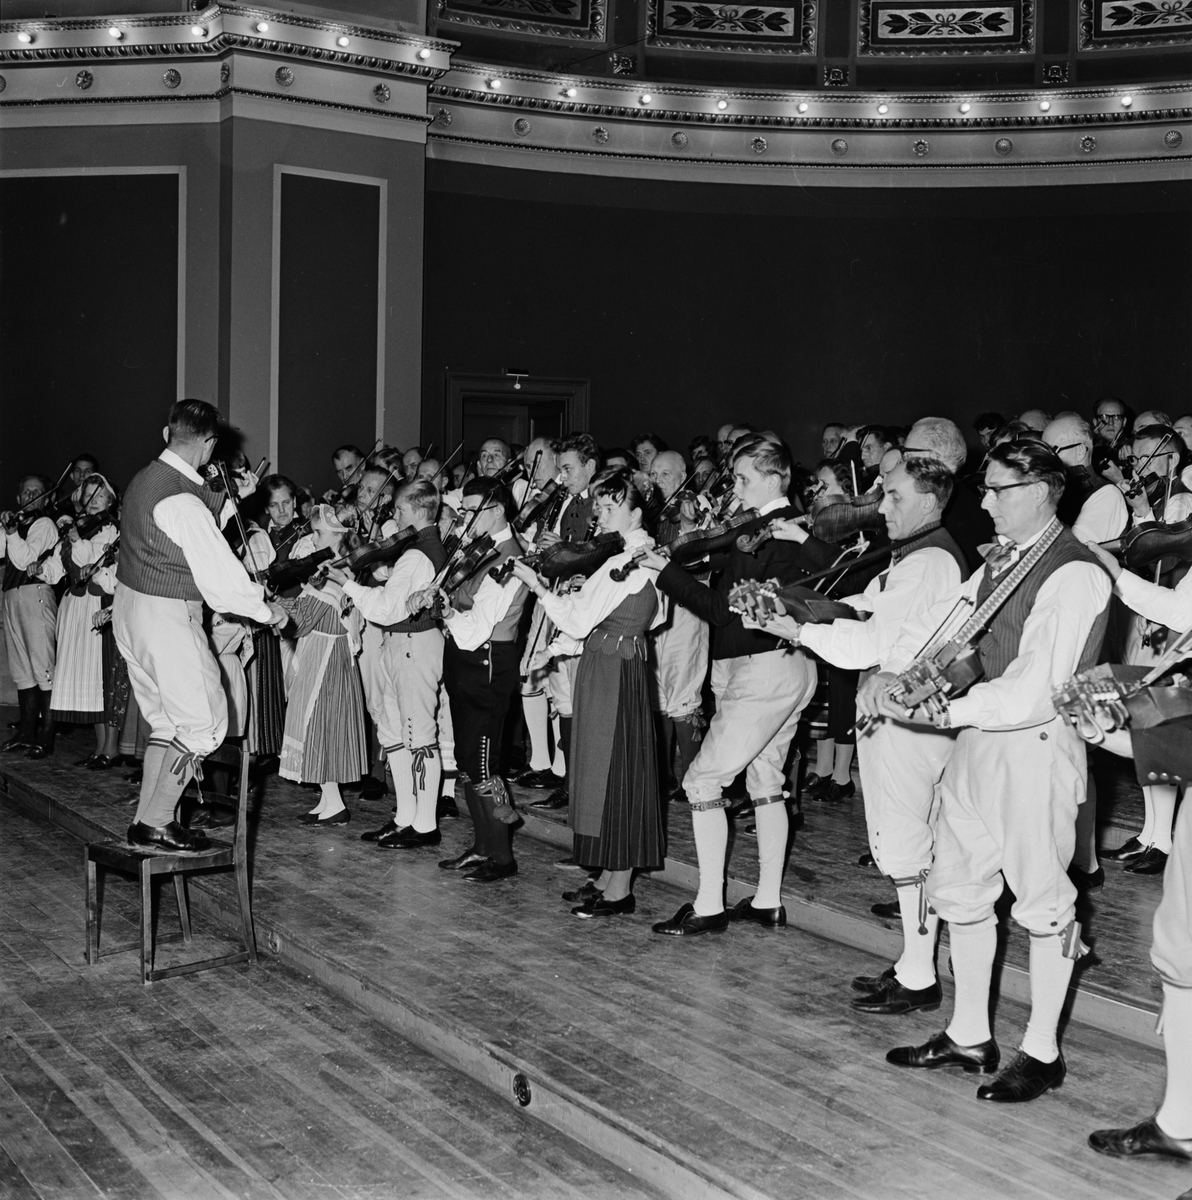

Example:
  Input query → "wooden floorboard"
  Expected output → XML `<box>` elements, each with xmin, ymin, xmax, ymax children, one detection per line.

<box><xmin>0</xmin><ymin>808</ymin><xmax>660</xmax><ymax>1200</ymax></box>
<box><xmin>1</xmin><ymin>721</ymin><xmax>1189</xmax><ymax>1199</ymax></box>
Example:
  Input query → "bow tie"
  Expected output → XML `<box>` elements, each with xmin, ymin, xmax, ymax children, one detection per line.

<box><xmin>979</xmin><ymin>540</ymin><xmax>1019</xmax><ymax>576</ymax></box>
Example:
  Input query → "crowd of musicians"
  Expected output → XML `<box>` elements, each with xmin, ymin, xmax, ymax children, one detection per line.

<box><xmin>6</xmin><ymin>396</ymin><xmax>1192</xmax><ymax>1179</ymax></box>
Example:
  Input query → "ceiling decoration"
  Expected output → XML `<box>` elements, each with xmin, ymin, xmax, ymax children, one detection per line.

<box><xmin>859</xmin><ymin>0</ymin><xmax>1033</xmax><ymax>54</ymax></box>
<box><xmin>1079</xmin><ymin>0</ymin><xmax>1192</xmax><ymax>49</ymax></box>
<box><xmin>644</xmin><ymin>0</ymin><xmax>818</xmax><ymax>55</ymax></box>
<box><xmin>436</xmin><ymin>0</ymin><xmax>607</xmax><ymax>42</ymax></box>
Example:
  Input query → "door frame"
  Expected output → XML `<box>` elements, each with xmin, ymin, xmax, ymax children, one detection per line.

<box><xmin>443</xmin><ymin>372</ymin><xmax>591</xmax><ymax>456</ymax></box>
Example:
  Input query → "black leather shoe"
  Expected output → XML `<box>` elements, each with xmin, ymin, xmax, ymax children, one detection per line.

<box><xmin>815</xmin><ymin>780</ymin><xmax>855</xmax><ymax>802</ymax></box>
<box><xmin>312</xmin><ymin>808</ymin><xmax>351</xmax><ymax>827</ymax></box>
<box><xmin>530</xmin><ymin>788</ymin><xmax>569</xmax><ymax>810</ymax></box>
<box><xmin>85</xmin><ymin>754</ymin><xmax>115</xmax><ymax>771</ymax></box>
<box><xmin>651</xmin><ymin>902</ymin><xmax>729</xmax><ymax>937</ymax></box>
<box><xmin>1</xmin><ymin>735</ymin><xmax>35</xmax><ymax>753</ymax></box>
<box><xmin>726</xmin><ymin>896</ymin><xmax>787</xmax><ymax>928</ymax></box>
<box><xmin>574</xmin><ymin>894</ymin><xmax>636</xmax><ymax>918</ymax></box>
<box><xmin>871</xmin><ymin>900</ymin><xmax>901</xmax><ymax>919</ymax></box>
<box><xmin>439</xmin><ymin>850</ymin><xmax>486</xmax><ymax>871</ymax></box>
<box><xmin>25</xmin><ymin>744</ymin><xmax>52</xmax><ymax>760</ymax></box>
<box><xmin>853</xmin><ymin>964</ymin><xmax>896</xmax><ymax>993</ymax></box>
<box><xmin>1105</xmin><ymin>836</ymin><xmax>1146</xmax><ymax>862</ymax></box>
<box><xmin>463</xmin><ymin>859</ymin><xmax>518</xmax><ymax>883</ymax></box>
<box><xmin>437</xmin><ymin>797</ymin><xmax>461</xmax><ymax>820</ymax></box>
<box><xmin>359</xmin><ymin>776</ymin><xmax>388</xmax><ymax>801</ymax></box>
<box><xmin>190</xmin><ymin>804</ymin><xmax>236</xmax><ymax>829</ymax></box>
<box><xmin>377</xmin><ymin>826</ymin><xmax>440</xmax><ymax>849</ymax></box>
<box><xmin>1089</xmin><ymin>1116</ymin><xmax>1192</xmax><ymax>1160</ymax></box>
<box><xmin>887</xmin><ymin>1031</ymin><xmax>1000</xmax><ymax>1075</ymax></box>
<box><xmin>127</xmin><ymin>821</ymin><xmax>212</xmax><ymax>853</ymax></box>
<box><xmin>804</xmin><ymin>771</ymin><xmax>824</xmax><ymax>793</ymax></box>
<box><xmin>1125</xmin><ymin>846</ymin><xmax>1168</xmax><ymax>875</ymax></box>
<box><xmin>976</xmin><ymin>1050</ymin><xmax>1064</xmax><ymax>1102</ymax></box>
<box><xmin>563</xmin><ymin>881</ymin><xmax>601</xmax><ymax>904</ymax></box>
<box><xmin>360</xmin><ymin>819</ymin><xmax>398</xmax><ymax>842</ymax></box>
<box><xmin>516</xmin><ymin>767</ymin><xmax>564</xmax><ymax>789</ymax></box>
<box><xmin>1068</xmin><ymin>864</ymin><xmax>1105</xmax><ymax>893</ymax></box>
<box><xmin>858</xmin><ymin>851</ymin><xmax>876</xmax><ymax>867</ymax></box>
<box><xmin>852</xmin><ymin>977</ymin><xmax>942</xmax><ymax>1015</ymax></box>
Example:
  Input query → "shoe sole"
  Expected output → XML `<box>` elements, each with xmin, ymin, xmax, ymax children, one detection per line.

<box><xmin>977</xmin><ymin>1078</ymin><xmax>1063</xmax><ymax>1101</ymax></box>
<box><xmin>851</xmin><ymin>1000</ymin><xmax>942</xmax><ymax>1015</ymax></box>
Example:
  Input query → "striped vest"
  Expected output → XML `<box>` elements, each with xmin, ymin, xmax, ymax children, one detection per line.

<box><xmin>452</xmin><ymin>532</ymin><xmax>529</xmax><ymax>643</ymax></box>
<box><xmin>384</xmin><ymin>526</ymin><xmax>448</xmax><ymax>634</ymax></box>
<box><xmin>974</xmin><ymin>523</ymin><xmax>1109</xmax><ymax>681</ymax></box>
<box><xmin>117</xmin><ymin>458</ymin><xmax>224</xmax><ymax>601</ymax></box>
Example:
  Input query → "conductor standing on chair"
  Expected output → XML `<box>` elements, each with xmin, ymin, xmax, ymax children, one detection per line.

<box><xmin>114</xmin><ymin>400</ymin><xmax>286</xmax><ymax>853</ymax></box>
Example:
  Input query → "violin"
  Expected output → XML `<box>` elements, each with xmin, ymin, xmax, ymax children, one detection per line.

<box><xmin>492</xmin><ymin>532</ymin><xmax>625</xmax><ymax>586</ymax></box>
<box><xmin>1102</xmin><ymin>516</ymin><xmax>1192</xmax><ymax>575</ymax></box>
<box><xmin>441</xmin><ymin>534</ymin><xmax>500</xmax><ymax>594</ymax></box>
<box><xmin>512</xmin><ymin>480</ymin><xmax>565</xmax><ymax>535</ymax></box>
<box><xmin>807</xmin><ymin>490</ymin><xmax>885</xmax><ymax>544</ymax></box>
<box><xmin>265</xmin><ymin>546</ymin><xmax>334</xmax><ymax>593</ymax></box>
<box><xmin>665</xmin><ymin>506</ymin><xmax>801</xmax><ymax>565</ymax></box>
<box><xmin>72</xmin><ymin>510</ymin><xmax>116</xmax><ymax>539</ymax></box>
<box><xmin>314</xmin><ymin>525</ymin><xmax>417</xmax><ymax>585</ymax></box>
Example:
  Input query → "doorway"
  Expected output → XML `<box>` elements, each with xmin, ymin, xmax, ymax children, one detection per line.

<box><xmin>444</xmin><ymin>373</ymin><xmax>591</xmax><ymax>465</ymax></box>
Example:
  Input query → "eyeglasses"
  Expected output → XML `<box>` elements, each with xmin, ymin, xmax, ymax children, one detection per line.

<box><xmin>977</xmin><ymin>480</ymin><xmax>1041</xmax><ymax>499</ymax></box>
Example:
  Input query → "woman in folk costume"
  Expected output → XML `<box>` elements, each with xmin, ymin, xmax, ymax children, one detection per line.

<box><xmin>47</xmin><ymin>474</ymin><xmax>119</xmax><ymax>764</ymax></box>
<box><xmin>512</xmin><ymin>468</ymin><xmax>666</xmax><ymax>919</ymax></box>
<box><xmin>279</xmin><ymin>504</ymin><xmax>370</xmax><ymax>825</ymax></box>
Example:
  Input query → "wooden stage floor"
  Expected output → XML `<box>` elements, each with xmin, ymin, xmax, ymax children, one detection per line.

<box><xmin>0</xmin><ymin>720</ymin><xmax>1186</xmax><ymax>1200</ymax></box>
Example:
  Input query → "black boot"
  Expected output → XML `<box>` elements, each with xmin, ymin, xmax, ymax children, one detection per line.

<box><xmin>26</xmin><ymin>690</ymin><xmax>56</xmax><ymax>759</ymax></box>
<box><xmin>3</xmin><ymin>688</ymin><xmax>39</xmax><ymax>752</ymax></box>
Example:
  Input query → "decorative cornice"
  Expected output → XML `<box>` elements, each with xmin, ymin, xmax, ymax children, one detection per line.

<box><xmin>431</xmin><ymin>64</ymin><xmax>1192</xmax><ymax>131</ymax></box>
<box><xmin>0</xmin><ymin>4</ymin><xmax>456</xmax><ymax>81</ymax></box>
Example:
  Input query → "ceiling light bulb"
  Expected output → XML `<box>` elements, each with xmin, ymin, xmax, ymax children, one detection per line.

<box><xmin>877</xmin><ymin>103</ymin><xmax>889</xmax><ymax>115</ymax></box>
<box><xmin>17</xmin><ymin>31</ymin><xmax>33</xmax><ymax>42</ymax></box>
<box><xmin>565</xmin><ymin>87</ymin><xmax>577</xmax><ymax>98</ymax></box>
<box><xmin>959</xmin><ymin>101</ymin><xmax>971</xmax><ymax>114</ymax></box>
<box><xmin>1121</xmin><ymin>94</ymin><xmax>1133</xmax><ymax>107</ymax></box>
<box><xmin>716</xmin><ymin>99</ymin><xmax>728</xmax><ymax>111</ymax></box>
<box><xmin>418</xmin><ymin>47</ymin><xmax>431</xmax><ymax>58</ymax></box>
<box><xmin>337</xmin><ymin>35</ymin><xmax>349</xmax><ymax>46</ymax></box>
<box><xmin>255</xmin><ymin>21</ymin><xmax>269</xmax><ymax>32</ymax></box>
<box><xmin>488</xmin><ymin>78</ymin><xmax>501</xmax><ymax>89</ymax></box>
<box><xmin>108</xmin><ymin>26</ymin><xmax>123</xmax><ymax>38</ymax></box>
<box><xmin>190</xmin><ymin>24</ymin><xmax>206</xmax><ymax>35</ymax></box>
<box><xmin>1039</xmin><ymin>99</ymin><xmax>1051</xmax><ymax>111</ymax></box>
<box><xmin>797</xmin><ymin>102</ymin><xmax>808</xmax><ymax>113</ymax></box>
<box><xmin>640</xmin><ymin>93</ymin><xmax>652</xmax><ymax>104</ymax></box>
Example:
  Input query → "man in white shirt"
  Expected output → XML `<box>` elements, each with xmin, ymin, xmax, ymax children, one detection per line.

<box><xmin>868</xmin><ymin>442</ymin><xmax>1111</xmax><ymax>1103</ymax></box>
<box><xmin>114</xmin><ymin>400</ymin><xmax>285</xmax><ymax>853</ymax></box>
<box><xmin>1044</xmin><ymin>413</ymin><xmax>1129</xmax><ymax>544</ymax></box>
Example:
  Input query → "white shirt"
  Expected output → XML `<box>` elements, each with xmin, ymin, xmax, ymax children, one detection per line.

<box><xmin>1072</xmin><ymin>485</ymin><xmax>1128</xmax><ymax>545</ymax></box>
<box><xmin>883</xmin><ymin>522</ymin><xmax>1111</xmax><ymax>731</ymax></box>
<box><xmin>1131</xmin><ymin>485</ymin><xmax>1192</xmax><ymax>528</ymax></box>
<box><xmin>5</xmin><ymin>515</ymin><xmax>64</xmax><ymax>585</ymax></box>
<box><xmin>343</xmin><ymin>537</ymin><xmax>435</xmax><ymax>627</ymax></box>
<box><xmin>238</xmin><ymin>526</ymin><xmax>276</xmax><ymax>577</ymax></box>
<box><xmin>70</xmin><ymin>524</ymin><xmax>119</xmax><ymax>595</ymax></box>
<box><xmin>1116</xmin><ymin>568</ymin><xmax>1192</xmax><ymax>634</ymax></box>
<box><xmin>152</xmin><ymin>450</ymin><xmax>272</xmax><ymax>622</ymax></box>
<box><xmin>800</xmin><ymin>543</ymin><xmax>963</xmax><ymax>671</ymax></box>
<box><xmin>536</xmin><ymin>528</ymin><xmax>664</xmax><ymax>642</ymax></box>
<box><xmin>444</xmin><ymin>528</ymin><xmax>526</xmax><ymax>652</ymax></box>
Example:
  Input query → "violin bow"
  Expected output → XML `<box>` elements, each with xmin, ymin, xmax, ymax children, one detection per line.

<box><xmin>512</xmin><ymin>451</ymin><xmax>544</xmax><ymax>519</ymax></box>
<box><xmin>358</xmin><ymin>465</ymin><xmax>401</xmax><ymax>542</ymax></box>
<box><xmin>9</xmin><ymin>462</ymin><xmax>73</xmax><ymax>522</ymax></box>
<box><xmin>215</xmin><ymin>461</ymin><xmax>267</xmax><ymax>582</ymax></box>
<box><xmin>656</xmin><ymin>465</ymin><xmax>705</xmax><ymax>521</ymax></box>
<box><xmin>429</xmin><ymin>441</ymin><xmax>465</xmax><ymax>488</ymax></box>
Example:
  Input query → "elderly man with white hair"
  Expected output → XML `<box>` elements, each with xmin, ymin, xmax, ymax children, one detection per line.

<box><xmin>1043</xmin><ymin>412</ymin><xmax>1128</xmax><ymax>545</ymax></box>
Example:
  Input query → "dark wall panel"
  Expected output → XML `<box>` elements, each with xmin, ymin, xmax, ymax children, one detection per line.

<box><xmin>277</xmin><ymin>172</ymin><xmax>380</xmax><ymax>496</ymax></box>
<box><xmin>423</xmin><ymin>171</ymin><xmax>1192</xmax><ymax>466</ymax></box>
<box><xmin>0</xmin><ymin>173</ymin><xmax>177</xmax><ymax>503</ymax></box>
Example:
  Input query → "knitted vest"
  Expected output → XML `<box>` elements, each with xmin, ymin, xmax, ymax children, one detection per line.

<box><xmin>117</xmin><ymin>458</ymin><xmax>224</xmax><ymax>601</ymax></box>
<box><xmin>3</xmin><ymin>515</ymin><xmax>53</xmax><ymax>591</ymax></box>
<box><xmin>974</xmin><ymin>523</ymin><xmax>1108</xmax><ymax>681</ymax></box>
<box><xmin>451</xmin><ymin>533</ymin><xmax>528</xmax><ymax>643</ymax></box>
<box><xmin>384</xmin><ymin>526</ymin><xmax>448</xmax><ymax>633</ymax></box>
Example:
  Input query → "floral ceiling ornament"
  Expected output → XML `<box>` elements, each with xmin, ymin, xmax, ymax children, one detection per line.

<box><xmin>163</xmin><ymin>68</ymin><xmax>182</xmax><ymax>88</ymax></box>
<box><xmin>76</xmin><ymin>69</ymin><xmax>93</xmax><ymax>90</ymax></box>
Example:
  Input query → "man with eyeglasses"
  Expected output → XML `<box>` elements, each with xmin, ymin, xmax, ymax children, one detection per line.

<box><xmin>1043</xmin><ymin>413</ymin><xmax>1128</xmax><ymax>545</ymax></box>
<box><xmin>861</xmin><ymin>441</ymin><xmax>1111</xmax><ymax>1104</ymax></box>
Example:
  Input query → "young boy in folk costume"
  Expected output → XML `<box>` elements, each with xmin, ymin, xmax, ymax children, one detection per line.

<box><xmin>279</xmin><ymin>504</ymin><xmax>370</xmax><ymax>826</ymax></box>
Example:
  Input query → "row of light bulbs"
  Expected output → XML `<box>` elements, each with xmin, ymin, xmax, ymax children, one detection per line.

<box><xmin>11</xmin><ymin>23</ymin><xmax>434</xmax><ymax>58</ymax></box>
<box><xmin>479</xmin><ymin>76</ymin><xmax>1139</xmax><ymax>114</ymax></box>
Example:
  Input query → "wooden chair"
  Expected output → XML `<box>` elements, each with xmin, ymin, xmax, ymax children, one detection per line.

<box><xmin>84</xmin><ymin>733</ymin><xmax>257</xmax><ymax>985</ymax></box>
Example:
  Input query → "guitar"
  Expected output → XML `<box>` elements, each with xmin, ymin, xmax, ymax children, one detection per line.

<box><xmin>727</xmin><ymin>579</ymin><xmax>858</xmax><ymax>626</ymax></box>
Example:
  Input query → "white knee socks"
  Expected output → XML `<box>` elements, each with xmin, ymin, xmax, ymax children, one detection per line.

<box><xmin>691</xmin><ymin>807</ymin><xmax>729</xmax><ymax>916</ymax></box>
<box><xmin>894</xmin><ymin>885</ymin><xmax>939</xmax><ymax>991</ymax></box>
<box><xmin>946</xmin><ymin>918</ymin><xmax>997</xmax><ymax>1047</ymax></box>
<box><xmin>1158</xmin><ymin>984</ymin><xmax>1192</xmax><ymax>1140</ymax></box>
<box><xmin>522</xmin><ymin>690</ymin><xmax>552</xmax><ymax>772</ymax></box>
<box><xmin>387</xmin><ymin>747</ymin><xmax>416</xmax><ymax>828</ymax></box>
<box><xmin>752</xmin><ymin>802</ymin><xmax>789</xmax><ymax>910</ymax></box>
<box><xmin>1021</xmin><ymin>934</ymin><xmax>1075</xmax><ymax>1064</ymax></box>
<box><xmin>412</xmin><ymin>749</ymin><xmax>442</xmax><ymax>833</ymax></box>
